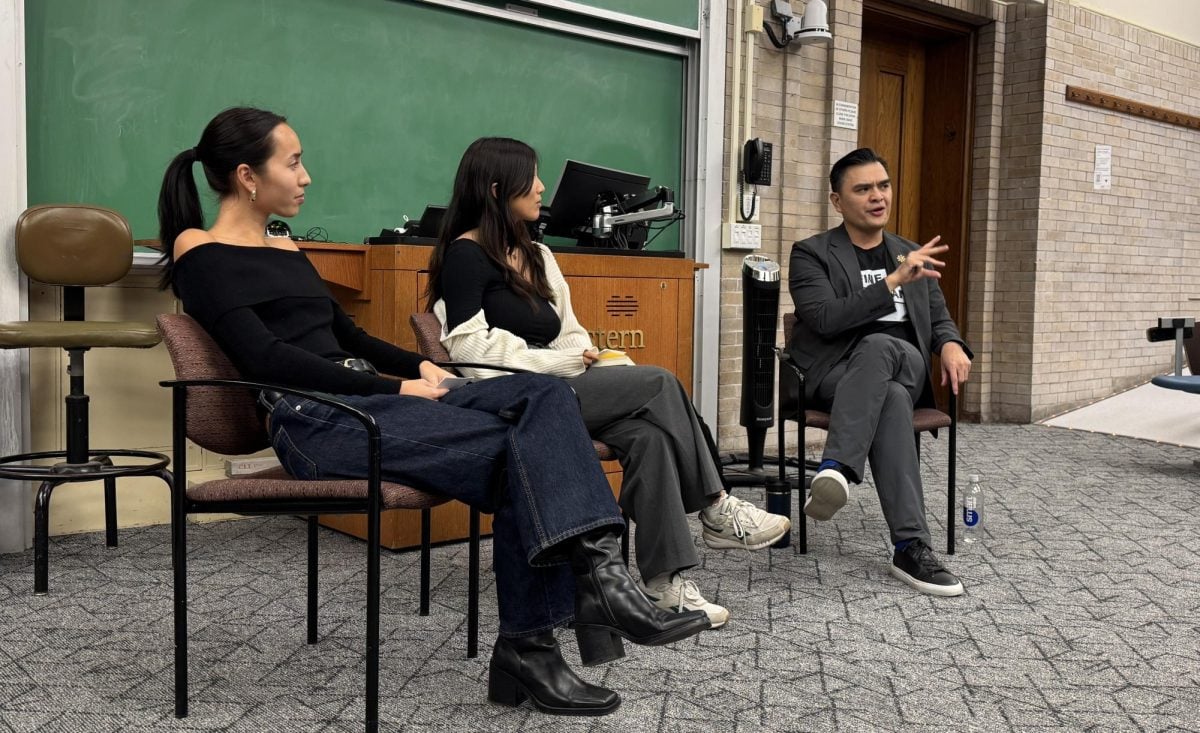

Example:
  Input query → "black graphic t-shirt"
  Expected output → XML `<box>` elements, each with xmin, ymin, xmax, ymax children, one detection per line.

<box><xmin>855</xmin><ymin>243</ymin><xmax>916</xmax><ymax>346</ymax></box>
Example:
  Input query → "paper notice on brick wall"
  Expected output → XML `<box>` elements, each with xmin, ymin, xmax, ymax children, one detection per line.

<box><xmin>1094</xmin><ymin>144</ymin><xmax>1112</xmax><ymax>190</ymax></box>
<box><xmin>833</xmin><ymin>101</ymin><xmax>858</xmax><ymax>130</ymax></box>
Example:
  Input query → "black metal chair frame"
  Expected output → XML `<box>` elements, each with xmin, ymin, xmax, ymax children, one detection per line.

<box><xmin>775</xmin><ymin>349</ymin><xmax>957</xmax><ymax>555</ymax></box>
<box><xmin>163</xmin><ymin>376</ymin><xmax>479</xmax><ymax>733</ymax></box>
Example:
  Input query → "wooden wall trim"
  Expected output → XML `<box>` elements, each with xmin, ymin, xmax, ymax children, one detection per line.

<box><xmin>1066</xmin><ymin>85</ymin><xmax>1200</xmax><ymax>131</ymax></box>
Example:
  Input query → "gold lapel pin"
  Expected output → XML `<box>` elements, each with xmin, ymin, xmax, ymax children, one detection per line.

<box><xmin>896</xmin><ymin>254</ymin><xmax>907</xmax><ymax>265</ymax></box>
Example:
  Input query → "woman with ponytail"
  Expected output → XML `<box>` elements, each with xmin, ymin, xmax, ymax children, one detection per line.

<box><xmin>157</xmin><ymin>108</ymin><xmax>709</xmax><ymax>718</ymax></box>
<box><xmin>428</xmin><ymin>138</ymin><xmax>792</xmax><ymax>630</ymax></box>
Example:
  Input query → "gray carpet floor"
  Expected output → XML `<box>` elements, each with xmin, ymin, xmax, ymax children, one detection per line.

<box><xmin>1</xmin><ymin>424</ymin><xmax>1199</xmax><ymax>732</ymax></box>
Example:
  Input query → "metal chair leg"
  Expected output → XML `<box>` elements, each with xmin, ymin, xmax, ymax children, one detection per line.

<box><xmin>34</xmin><ymin>479</ymin><xmax>60</xmax><ymax>595</ymax></box>
<box><xmin>171</xmin><ymin>389</ymin><xmax>189</xmax><ymax>719</ymax></box>
<box><xmin>307</xmin><ymin>516</ymin><xmax>318</xmax><ymax>644</ymax></box>
<box><xmin>620</xmin><ymin>515</ymin><xmax>630</xmax><ymax>566</ymax></box>
<box><xmin>172</xmin><ymin>498</ymin><xmax>188</xmax><ymax>719</ymax></box>
<box><xmin>947</xmin><ymin>394</ymin><xmax>957</xmax><ymax>556</ymax></box>
<box><xmin>156</xmin><ymin>469</ymin><xmax>175</xmax><ymax>493</ymax></box>
<box><xmin>104</xmin><ymin>476</ymin><xmax>118</xmax><ymax>547</ymax></box>
<box><xmin>419</xmin><ymin>508</ymin><xmax>431</xmax><ymax>617</ymax></box>
<box><xmin>365</xmin><ymin>505</ymin><xmax>381</xmax><ymax>733</ymax></box>
<box><xmin>172</xmin><ymin>515</ymin><xmax>188</xmax><ymax>719</ymax></box>
<box><xmin>798</xmin><ymin>421</ymin><xmax>808</xmax><ymax>555</ymax></box>
<box><xmin>468</xmin><ymin>509</ymin><xmax>480</xmax><ymax>659</ymax></box>
<box><xmin>769</xmin><ymin>392</ymin><xmax>792</xmax><ymax>550</ymax></box>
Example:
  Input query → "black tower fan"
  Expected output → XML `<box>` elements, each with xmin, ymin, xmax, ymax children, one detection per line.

<box><xmin>739</xmin><ymin>254</ymin><xmax>781</xmax><ymax>471</ymax></box>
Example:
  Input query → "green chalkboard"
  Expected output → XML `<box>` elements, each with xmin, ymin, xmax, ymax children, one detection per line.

<box><xmin>25</xmin><ymin>0</ymin><xmax>685</xmax><ymax>250</ymax></box>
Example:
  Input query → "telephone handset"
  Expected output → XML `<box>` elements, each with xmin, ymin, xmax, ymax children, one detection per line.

<box><xmin>742</xmin><ymin>138</ymin><xmax>774</xmax><ymax>186</ymax></box>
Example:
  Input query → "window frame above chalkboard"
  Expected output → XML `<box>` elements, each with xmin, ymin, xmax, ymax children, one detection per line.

<box><xmin>420</xmin><ymin>0</ymin><xmax>699</xmax><ymax>52</ymax></box>
<box><xmin>492</xmin><ymin>0</ymin><xmax>701</xmax><ymax>36</ymax></box>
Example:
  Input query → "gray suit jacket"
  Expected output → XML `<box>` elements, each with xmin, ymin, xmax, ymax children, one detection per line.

<box><xmin>786</xmin><ymin>224</ymin><xmax>971</xmax><ymax>406</ymax></box>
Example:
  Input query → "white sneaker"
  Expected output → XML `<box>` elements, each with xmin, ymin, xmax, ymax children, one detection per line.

<box><xmin>701</xmin><ymin>494</ymin><xmax>791</xmax><ymax>550</ymax></box>
<box><xmin>805</xmin><ymin>468</ymin><xmax>849</xmax><ymax>521</ymax></box>
<box><xmin>640</xmin><ymin>573</ymin><xmax>729</xmax><ymax>629</ymax></box>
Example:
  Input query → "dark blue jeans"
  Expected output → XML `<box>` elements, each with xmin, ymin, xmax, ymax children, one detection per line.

<box><xmin>266</xmin><ymin>373</ymin><xmax>624</xmax><ymax>637</ymax></box>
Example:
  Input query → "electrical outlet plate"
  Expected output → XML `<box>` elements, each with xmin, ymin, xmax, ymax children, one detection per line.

<box><xmin>723</xmin><ymin>222</ymin><xmax>762</xmax><ymax>249</ymax></box>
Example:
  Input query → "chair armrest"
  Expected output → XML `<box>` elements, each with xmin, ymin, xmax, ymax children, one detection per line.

<box><xmin>774</xmin><ymin>346</ymin><xmax>807</xmax><ymax>426</ymax></box>
<box><xmin>159</xmin><ymin>378</ymin><xmax>384</xmax><ymax>509</ymax></box>
<box><xmin>433</xmin><ymin>361</ymin><xmax>538</xmax><ymax>376</ymax></box>
<box><xmin>773</xmin><ymin>347</ymin><xmax>805</xmax><ymax>385</ymax></box>
<box><xmin>158</xmin><ymin>377</ymin><xmax>379</xmax><ymax>438</ymax></box>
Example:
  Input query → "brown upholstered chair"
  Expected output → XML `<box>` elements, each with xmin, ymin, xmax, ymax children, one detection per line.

<box><xmin>0</xmin><ymin>205</ymin><xmax>171</xmax><ymax>594</ymax></box>
<box><xmin>777</xmin><ymin>313</ymin><xmax>957</xmax><ymax>554</ymax></box>
<box><xmin>156</xmin><ymin>313</ymin><xmax>479</xmax><ymax>733</ymax></box>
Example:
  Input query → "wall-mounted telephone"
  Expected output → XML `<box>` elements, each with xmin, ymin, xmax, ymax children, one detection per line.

<box><xmin>743</xmin><ymin>138</ymin><xmax>773</xmax><ymax>186</ymax></box>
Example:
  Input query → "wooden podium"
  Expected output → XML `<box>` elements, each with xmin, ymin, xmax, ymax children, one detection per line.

<box><xmin>300</xmin><ymin>242</ymin><xmax>703</xmax><ymax>549</ymax></box>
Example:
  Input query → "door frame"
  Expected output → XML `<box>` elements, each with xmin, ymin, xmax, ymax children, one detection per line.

<box><xmin>862</xmin><ymin>0</ymin><xmax>978</xmax><ymax>397</ymax></box>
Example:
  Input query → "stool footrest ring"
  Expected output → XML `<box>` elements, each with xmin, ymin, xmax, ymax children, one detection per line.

<box><xmin>0</xmin><ymin>449</ymin><xmax>170</xmax><ymax>482</ymax></box>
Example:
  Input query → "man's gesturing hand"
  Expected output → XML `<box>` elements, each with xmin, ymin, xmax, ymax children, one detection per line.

<box><xmin>885</xmin><ymin>235</ymin><xmax>948</xmax><ymax>291</ymax></box>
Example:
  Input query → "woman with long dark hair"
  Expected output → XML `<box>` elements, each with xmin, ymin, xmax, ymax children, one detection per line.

<box><xmin>158</xmin><ymin>108</ymin><xmax>709</xmax><ymax>717</ymax></box>
<box><xmin>428</xmin><ymin>138</ymin><xmax>791</xmax><ymax>629</ymax></box>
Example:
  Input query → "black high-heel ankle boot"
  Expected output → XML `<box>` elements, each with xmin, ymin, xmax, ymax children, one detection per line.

<box><xmin>569</xmin><ymin>529</ymin><xmax>711</xmax><ymax>666</ymax></box>
<box><xmin>487</xmin><ymin>633</ymin><xmax>620</xmax><ymax>716</ymax></box>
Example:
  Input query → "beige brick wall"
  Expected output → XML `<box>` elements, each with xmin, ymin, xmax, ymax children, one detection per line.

<box><xmin>1028</xmin><ymin>1</ymin><xmax>1200</xmax><ymax>419</ymax></box>
<box><xmin>983</xmin><ymin>1</ymin><xmax>1048</xmax><ymax>423</ymax></box>
<box><xmin>712</xmin><ymin>0</ymin><xmax>1200</xmax><ymax>447</ymax></box>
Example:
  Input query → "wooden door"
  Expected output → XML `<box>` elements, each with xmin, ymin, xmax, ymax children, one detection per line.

<box><xmin>860</xmin><ymin>1</ymin><xmax>975</xmax><ymax>409</ymax></box>
<box><xmin>859</xmin><ymin>33</ymin><xmax>925</xmax><ymax>243</ymax></box>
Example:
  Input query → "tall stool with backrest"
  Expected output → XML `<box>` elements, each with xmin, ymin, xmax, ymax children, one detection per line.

<box><xmin>0</xmin><ymin>204</ymin><xmax>172</xmax><ymax>594</ymax></box>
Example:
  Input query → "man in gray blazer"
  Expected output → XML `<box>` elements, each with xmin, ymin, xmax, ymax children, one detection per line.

<box><xmin>787</xmin><ymin>148</ymin><xmax>972</xmax><ymax>596</ymax></box>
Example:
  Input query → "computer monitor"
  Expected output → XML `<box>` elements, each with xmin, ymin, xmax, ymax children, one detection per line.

<box><xmin>545</xmin><ymin>160</ymin><xmax>651</xmax><ymax>239</ymax></box>
<box><xmin>416</xmin><ymin>204</ymin><xmax>447</xmax><ymax>239</ymax></box>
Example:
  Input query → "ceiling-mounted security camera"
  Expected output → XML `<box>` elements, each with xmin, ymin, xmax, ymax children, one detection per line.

<box><xmin>793</xmin><ymin>0</ymin><xmax>832</xmax><ymax>44</ymax></box>
<box><xmin>767</xmin><ymin>0</ymin><xmax>832</xmax><ymax>48</ymax></box>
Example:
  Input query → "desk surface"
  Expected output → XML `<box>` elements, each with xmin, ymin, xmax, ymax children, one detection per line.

<box><xmin>379</xmin><ymin>235</ymin><xmax>687</xmax><ymax>258</ymax></box>
<box><xmin>130</xmin><ymin>241</ymin><xmax>692</xmax><ymax>269</ymax></box>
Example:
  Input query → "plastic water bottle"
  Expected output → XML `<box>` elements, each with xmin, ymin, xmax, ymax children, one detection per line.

<box><xmin>962</xmin><ymin>474</ymin><xmax>983</xmax><ymax>544</ymax></box>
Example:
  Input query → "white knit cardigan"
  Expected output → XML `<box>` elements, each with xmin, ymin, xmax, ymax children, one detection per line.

<box><xmin>432</xmin><ymin>243</ymin><xmax>597</xmax><ymax>379</ymax></box>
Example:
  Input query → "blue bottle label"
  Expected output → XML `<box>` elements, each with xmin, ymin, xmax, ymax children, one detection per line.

<box><xmin>963</xmin><ymin>507</ymin><xmax>979</xmax><ymax>527</ymax></box>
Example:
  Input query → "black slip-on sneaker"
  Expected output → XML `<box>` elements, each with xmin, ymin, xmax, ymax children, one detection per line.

<box><xmin>889</xmin><ymin>538</ymin><xmax>964</xmax><ymax>597</ymax></box>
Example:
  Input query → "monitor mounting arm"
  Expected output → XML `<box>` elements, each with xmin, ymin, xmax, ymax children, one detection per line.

<box><xmin>591</xmin><ymin>186</ymin><xmax>676</xmax><ymax>239</ymax></box>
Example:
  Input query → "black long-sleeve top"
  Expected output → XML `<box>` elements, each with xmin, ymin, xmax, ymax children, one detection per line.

<box><xmin>173</xmin><ymin>243</ymin><xmax>426</xmax><ymax>395</ymax></box>
<box><xmin>439</xmin><ymin>239</ymin><xmax>562</xmax><ymax>346</ymax></box>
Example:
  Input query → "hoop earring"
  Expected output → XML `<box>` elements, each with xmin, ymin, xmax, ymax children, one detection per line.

<box><xmin>250</xmin><ymin>189</ymin><xmax>257</xmax><ymax>202</ymax></box>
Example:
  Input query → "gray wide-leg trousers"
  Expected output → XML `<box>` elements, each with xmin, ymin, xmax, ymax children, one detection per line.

<box><xmin>815</xmin><ymin>333</ymin><xmax>931</xmax><ymax>546</ymax></box>
<box><xmin>566</xmin><ymin>365</ymin><xmax>724</xmax><ymax>580</ymax></box>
